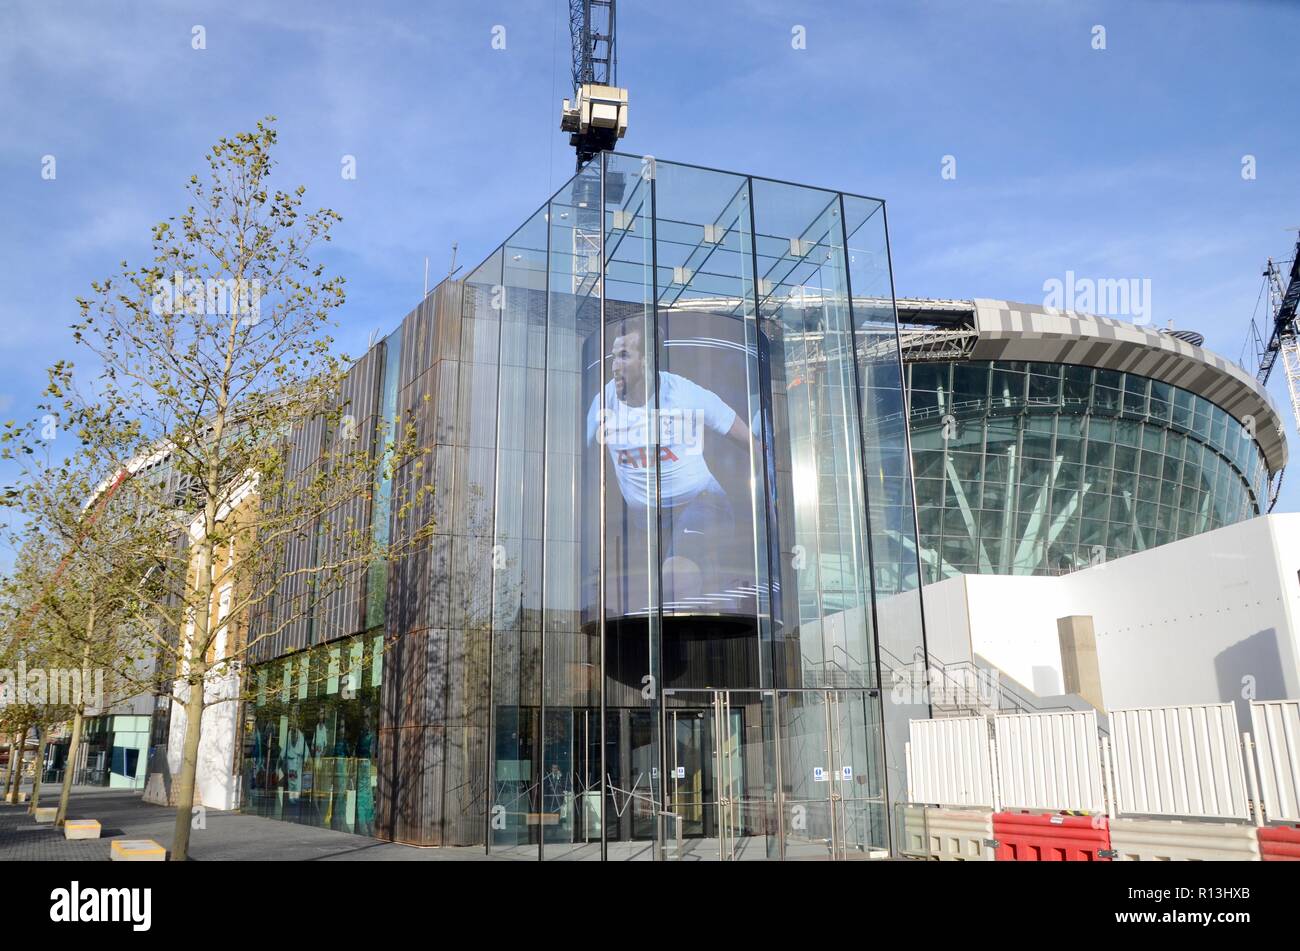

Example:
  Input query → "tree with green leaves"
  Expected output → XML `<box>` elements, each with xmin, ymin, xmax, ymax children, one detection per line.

<box><xmin>4</xmin><ymin>118</ymin><xmax>433</xmax><ymax>860</ymax></box>
<box><xmin>0</xmin><ymin>442</ymin><xmax>169</xmax><ymax>822</ymax></box>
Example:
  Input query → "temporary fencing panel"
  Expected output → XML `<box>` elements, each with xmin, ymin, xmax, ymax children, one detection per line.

<box><xmin>1110</xmin><ymin>703</ymin><xmax>1250</xmax><ymax>820</ymax></box>
<box><xmin>994</xmin><ymin>711</ymin><xmax>1104</xmax><ymax>813</ymax></box>
<box><xmin>907</xmin><ymin>717</ymin><xmax>995</xmax><ymax>808</ymax></box>
<box><xmin>1250</xmin><ymin>700</ymin><xmax>1300</xmax><ymax>823</ymax></box>
<box><xmin>1109</xmin><ymin>818</ymin><xmax>1260</xmax><ymax>861</ymax></box>
<box><xmin>992</xmin><ymin>812</ymin><xmax>1110</xmax><ymax>861</ymax></box>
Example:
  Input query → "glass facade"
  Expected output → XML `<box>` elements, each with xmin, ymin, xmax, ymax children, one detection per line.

<box><xmin>470</xmin><ymin>154</ymin><xmax>925</xmax><ymax>860</ymax></box>
<box><xmin>908</xmin><ymin>359</ymin><xmax>1270</xmax><ymax>580</ymax></box>
<box><xmin>240</xmin><ymin>632</ymin><xmax>383</xmax><ymax>834</ymax></box>
<box><xmin>242</xmin><ymin>153</ymin><xmax>927</xmax><ymax>860</ymax></box>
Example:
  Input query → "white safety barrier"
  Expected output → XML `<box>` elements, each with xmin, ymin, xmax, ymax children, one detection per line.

<box><xmin>1109</xmin><ymin>703</ymin><xmax>1250</xmax><ymax>820</ymax></box>
<box><xmin>1250</xmin><ymin>700</ymin><xmax>1300</xmax><ymax>822</ymax></box>
<box><xmin>900</xmin><ymin>806</ymin><xmax>995</xmax><ymax>860</ymax></box>
<box><xmin>994</xmin><ymin>711</ymin><xmax>1105</xmax><ymax>813</ymax></box>
<box><xmin>926</xmin><ymin>808</ymin><xmax>996</xmax><ymax>861</ymax></box>
<box><xmin>1109</xmin><ymin>817</ymin><xmax>1261</xmax><ymax>861</ymax></box>
<box><xmin>906</xmin><ymin>716</ymin><xmax>995</xmax><ymax>808</ymax></box>
<box><xmin>900</xmin><ymin>805</ymin><xmax>928</xmax><ymax>856</ymax></box>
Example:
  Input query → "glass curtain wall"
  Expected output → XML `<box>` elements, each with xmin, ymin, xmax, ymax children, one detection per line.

<box><xmin>482</xmin><ymin>155</ymin><xmax>914</xmax><ymax>859</ymax></box>
<box><xmin>909</xmin><ymin>360</ymin><xmax>1270</xmax><ymax>580</ymax></box>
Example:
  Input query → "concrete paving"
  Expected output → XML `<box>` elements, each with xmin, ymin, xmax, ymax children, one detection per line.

<box><xmin>0</xmin><ymin>786</ymin><xmax>515</xmax><ymax>861</ymax></box>
<box><xmin>2</xmin><ymin>786</ymin><xmax>851</xmax><ymax>861</ymax></box>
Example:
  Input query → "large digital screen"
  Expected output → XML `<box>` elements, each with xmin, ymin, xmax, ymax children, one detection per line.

<box><xmin>582</xmin><ymin>309</ymin><xmax>767</xmax><ymax>623</ymax></box>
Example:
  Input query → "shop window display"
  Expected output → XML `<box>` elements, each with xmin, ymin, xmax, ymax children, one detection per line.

<box><xmin>241</xmin><ymin>631</ymin><xmax>381</xmax><ymax>835</ymax></box>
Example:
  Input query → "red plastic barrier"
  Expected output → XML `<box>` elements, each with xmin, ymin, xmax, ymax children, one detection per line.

<box><xmin>992</xmin><ymin>812</ymin><xmax>1111</xmax><ymax>861</ymax></box>
<box><xmin>1258</xmin><ymin>825</ymin><xmax>1300</xmax><ymax>861</ymax></box>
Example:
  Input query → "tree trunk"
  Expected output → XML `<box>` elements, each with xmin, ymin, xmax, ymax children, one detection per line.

<box><xmin>2</xmin><ymin>734</ymin><xmax>17</xmax><ymax>802</ymax></box>
<box><xmin>28</xmin><ymin>727</ymin><xmax>50</xmax><ymax>813</ymax></box>
<box><xmin>173</xmin><ymin>471</ymin><xmax>219</xmax><ymax>861</ymax></box>
<box><xmin>56</xmin><ymin>606</ymin><xmax>97</xmax><ymax>826</ymax></box>
<box><xmin>170</xmin><ymin>676</ymin><xmax>205</xmax><ymax>860</ymax></box>
<box><xmin>8</xmin><ymin>722</ymin><xmax>29</xmax><ymax>803</ymax></box>
<box><xmin>55</xmin><ymin>710</ymin><xmax>84</xmax><ymax>827</ymax></box>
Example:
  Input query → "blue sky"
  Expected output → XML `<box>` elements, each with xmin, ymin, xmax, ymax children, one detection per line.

<box><xmin>1</xmin><ymin>0</ymin><xmax>1298</xmax><ymax>562</ymax></box>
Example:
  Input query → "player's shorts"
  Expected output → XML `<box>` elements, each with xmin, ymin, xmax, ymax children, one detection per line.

<box><xmin>662</xmin><ymin>478</ymin><xmax>734</xmax><ymax>567</ymax></box>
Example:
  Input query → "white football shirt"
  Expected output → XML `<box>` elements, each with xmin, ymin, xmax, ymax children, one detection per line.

<box><xmin>587</xmin><ymin>372</ymin><xmax>738</xmax><ymax>508</ymax></box>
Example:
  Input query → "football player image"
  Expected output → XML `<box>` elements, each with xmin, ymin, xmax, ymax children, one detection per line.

<box><xmin>586</xmin><ymin>320</ymin><xmax>756</xmax><ymax>597</ymax></box>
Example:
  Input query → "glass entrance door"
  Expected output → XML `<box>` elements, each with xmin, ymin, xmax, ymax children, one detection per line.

<box><xmin>661</xmin><ymin>688</ymin><xmax>886</xmax><ymax>860</ymax></box>
<box><xmin>777</xmin><ymin>689</ymin><xmax>887</xmax><ymax>860</ymax></box>
<box><xmin>663</xmin><ymin>689</ymin><xmax>771</xmax><ymax>860</ymax></box>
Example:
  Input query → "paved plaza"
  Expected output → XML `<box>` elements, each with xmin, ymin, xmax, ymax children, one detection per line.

<box><xmin>0</xmin><ymin>787</ymin><xmax>510</xmax><ymax>861</ymax></box>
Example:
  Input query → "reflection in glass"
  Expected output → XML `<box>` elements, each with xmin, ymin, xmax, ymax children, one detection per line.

<box><xmin>240</xmin><ymin>632</ymin><xmax>380</xmax><ymax>835</ymax></box>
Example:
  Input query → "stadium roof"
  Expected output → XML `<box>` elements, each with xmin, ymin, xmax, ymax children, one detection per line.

<box><xmin>895</xmin><ymin>298</ymin><xmax>1287</xmax><ymax>472</ymax></box>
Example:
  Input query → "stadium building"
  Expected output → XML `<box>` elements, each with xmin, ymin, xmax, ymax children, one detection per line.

<box><xmin>898</xmin><ymin>299</ymin><xmax>1286</xmax><ymax>582</ymax></box>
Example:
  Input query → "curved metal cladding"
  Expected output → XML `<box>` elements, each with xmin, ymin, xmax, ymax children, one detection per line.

<box><xmin>904</xmin><ymin>301</ymin><xmax>1284</xmax><ymax>581</ymax></box>
<box><xmin>243</xmin><ymin>154</ymin><xmax>928</xmax><ymax>860</ymax></box>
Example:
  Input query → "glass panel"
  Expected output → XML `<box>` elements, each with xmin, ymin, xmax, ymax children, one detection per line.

<box><xmin>1122</xmin><ymin>373</ymin><xmax>1148</xmax><ymax>416</ymax></box>
<box><xmin>663</xmin><ymin>689</ymin><xmax>774</xmax><ymax>860</ymax></box>
<box><xmin>1171</xmin><ymin>387</ymin><xmax>1194</xmax><ymax>430</ymax></box>
<box><xmin>1093</xmin><ymin>369</ymin><xmax>1122</xmax><ymax>415</ymax></box>
<box><xmin>910</xmin><ymin>363</ymin><xmax>949</xmax><ymax>419</ymax></box>
<box><xmin>752</xmin><ymin>178</ymin><xmax>875</xmax><ymax>689</ymax></box>
<box><xmin>843</xmin><ymin>193</ymin><xmax>924</xmax><ymax>851</ymax></box>
<box><xmin>444</xmin><ymin>248</ymin><xmax>502</xmax><ymax>843</ymax></box>
<box><xmin>952</xmin><ymin>362</ymin><xmax>989</xmax><ymax>415</ymax></box>
<box><xmin>489</xmin><ymin>205</ymin><xmax>548</xmax><ymax>857</ymax></box>
<box><xmin>1062</xmin><ymin>364</ymin><xmax>1091</xmax><ymax>413</ymax></box>
<box><xmin>991</xmin><ymin>361</ymin><xmax>1027</xmax><ymax>409</ymax></box>
<box><xmin>542</xmin><ymin>164</ymin><xmax>605</xmax><ymax>859</ymax></box>
<box><xmin>648</xmin><ymin>159</ymin><xmax>765</xmax><ymax>647</ymax></box>
<box><xmin>365</xmin><ymin>329</ymin><xmax>403</xmax><ymax>628</ymax></box>
<box><xmin>1148</xmin><ymin>380</ymin><xmax>1172</xmax><ymax>424</ymax></box>
<box><xmin>654</xmin><ymin>165</ymin><xmax>780</xmax><ymax>872</ymax></box>
<box><xmin>590</xmin><ymin>153</ymin><xmax>661</xmax><ymax>858</ymax></box>
<box><xmin>1192</xmin><ymin>396</ymin><xmax>1212</xmax><ymax>438</ymax></box>
<box><xmin>1211</xmin><ymin>406</ymin><xmax>1230</xmax><ymax>452</ymax></box>
<box><xmin>1027</xmin><ymin>363</ymin><xmax>1061</xmax><ymax>406</ymax></box>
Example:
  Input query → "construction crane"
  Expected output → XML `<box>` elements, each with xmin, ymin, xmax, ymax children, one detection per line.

<box><xmin>1256</xmin><ymin>238</ymin><xmax>1300</xmax><ymax>388</ymax></box>
<box><xmin>560</xmin><ymin>0</ymin><xmax>628</xmax><ymax>170</ymax></box>
<box><xmin>1246</xmin><ymin>232</ymin><xmax>1300</xmax><ymax>510</ymax></box>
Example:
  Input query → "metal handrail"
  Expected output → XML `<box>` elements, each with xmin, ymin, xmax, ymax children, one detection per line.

<box><xmin>877</xmin><ymin>642</ymin><xmax>1084</xmax><ymax>718</ymax></box>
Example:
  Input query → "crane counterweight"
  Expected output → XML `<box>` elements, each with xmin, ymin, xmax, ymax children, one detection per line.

<box><xmin>561</xmin><ymin>0</ymin><xmax>629</xmax><ymax>170</ymax></box>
